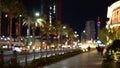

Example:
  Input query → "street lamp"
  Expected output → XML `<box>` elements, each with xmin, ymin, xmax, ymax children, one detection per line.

<box><xmin>35</xmin><ymin>12</ymin><xmax>40</xmax><ymax>17</ymax></box>
<box><xmin>83</xmin><ymin>30</ymin><xmax>85</xmax><ymax>33</ymax></box>
<box><xmin>74</xmin><ymin>31</ymin><xmax>78</xmax><ymax>38</ymax></box>
<box><xmin>63</xmin><ymin>26</ymin><xmax>66</xmax><ymax>29</ymax></box>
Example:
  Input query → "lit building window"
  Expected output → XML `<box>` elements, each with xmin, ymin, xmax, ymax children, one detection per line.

<box><xmin>53</xmin><ymin>5</ymin><xmax>56</xmax><ymax>13</ymax></box>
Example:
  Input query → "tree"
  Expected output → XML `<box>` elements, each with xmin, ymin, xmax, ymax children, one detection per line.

<box><xmin>23</xmin><ymin>16</ymin><xmax>35</xmax><ymax>37</ymax></box>
<box><xmin>99</xmin><ymin>28</ymin><xmax>109</xmax><ymax>44</ymax></box>
<box><xmin>1</xmin><ymin>0</ymin><xmax>26</xmax><ymax>46</ymax></box>
<box><xmin>53</xmin><ymin>21</ymin><xmax>64</xmax><ymax>47</ymax></box>
<box><xmin>113</xmin><ymin>26</ymin><xmax>120</xmax><ymax>39</ymax></box>
<box><xmin>99</xmin><ymin>27</ymin><xmax>120</xmax><ymax>46</ymax></box>
<box><xmin>23</xmin><ymin>15</ymin><xmax>46</xmax><ymax>48</ymax></box>
<box><xmin>67</xmin><ymin>27</ymin><xmax>74</xmax><ymax>46</ymax></box>
<box><xmin>34</xmin><ymin>15</ymin><xmax>46</xmax><ymax>48</ymax></box>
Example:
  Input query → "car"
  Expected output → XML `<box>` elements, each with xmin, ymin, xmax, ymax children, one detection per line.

<box><xmin>12</xmin><ymin>47</ymin><xmax>22</xmax><ymax>53</ymax></box>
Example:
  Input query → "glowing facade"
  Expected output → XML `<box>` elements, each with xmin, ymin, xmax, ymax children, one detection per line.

<box><xmin>106</xmin><ymin>1</ymin><xmax>120</xmax><ymax>28</ymax></box>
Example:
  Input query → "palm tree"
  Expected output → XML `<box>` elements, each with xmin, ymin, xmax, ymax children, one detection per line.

<box><xmin>23</xmin><ymin>15</ymin><xmax>46</xmax><ymax>58</ymax></box>
<box><xmin>34</xmin><ymin>17</ymin><xmax>46</xmax><ymax>42</ymax></box>
<box><xmin>23</xmin><ymin>16</ymin><xmax>46</xmax><ymax>43</ymax></box>
<box><xmin>23</xmin><ymin>16</ymin><xmax>35</xmax><ymax>37</ymax></box>
<box><xmin>54</xmin><ymin>21</ymin><xmax>63</xmax><ymax>47</ymax></box>
<box><xmin>53</xmin><ymin>21</ymin><xmax>65</xmax><ymax>55</ymax></box>
<box><xmin>34</xmin><ymin>16</ymin><xmax>46</xmax><ymax>57</ymax></box>
<box><xmin>1</xmin><ymin>0</ymin><xmax>26</xmax><ymax>46</ymax></box>
<box><xmin>67</xmin><ymin>27</ymin><xmax>75</xmax><ymax>47</ymax></box>
<box><xmin>23</xmin><ymin>16</ymin><xmax>36</xmax><ymax>66</ymax></box>
<box><xmin>32</xmin><ymin>16</ymin><xmax>46</xmax><ymax>46</ymax></box>
<box><xmin>43</xmin><ymin>23</ymin><xmax>56</xmax><ymax>57</ymax></box>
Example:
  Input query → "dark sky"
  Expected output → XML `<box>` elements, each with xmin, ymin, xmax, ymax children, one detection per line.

<box><xmin>24</xmin><ymin>0</ymin><xmax>118</xmax><ymax>35</ymax></box>
<box><xmin>61</xmin><ymin>0</ymin><xmax>118</xmax><ymax>34</ymax></box>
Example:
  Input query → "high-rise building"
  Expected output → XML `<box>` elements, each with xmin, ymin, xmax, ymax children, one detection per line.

<box><xmin>47</xmin><ymin>0</ymin><xmax>61</xmax><ymax>25</ymax></box>
<box><xmin>85</xmin><ymin>20</ymin><xmax>96</xmax><ymax>40</ymax></box>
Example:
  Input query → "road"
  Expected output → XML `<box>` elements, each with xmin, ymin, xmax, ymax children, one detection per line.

<box><xmin>43</xmin><ymin>50</ymin><xmax>104</xmax><ymax>68</ymax></box>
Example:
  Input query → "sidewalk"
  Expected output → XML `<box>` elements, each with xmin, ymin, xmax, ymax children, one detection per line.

<box><xmin>42</xmin><ymin>50</ymin><xmax>104</xmax><ymax>68</ymax></box>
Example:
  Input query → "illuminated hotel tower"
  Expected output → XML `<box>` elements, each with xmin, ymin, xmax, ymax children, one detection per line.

<box><xmin>48</xmin><ymin>0</ymin><xmax>61</xmax><ymax>25</ymax></box>
<box><xmin>97</xmin><ymin>16</ymin><xmax>101</xmax><ymax>39</ymax></box>
<box><xmin>85</xmin><ymin>20</ymin><xmax>95</xmax><ymax>40</ymax></box>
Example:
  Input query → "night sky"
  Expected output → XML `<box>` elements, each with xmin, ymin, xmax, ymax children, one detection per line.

<box><xmin>61</xmin><ymin>0</ymin><xmax>118</xmax><ymax>34</ymax></box>
<box><xmin>24</xmin><ymin>0</ymin><xmax>118</xmax><ymax>35</ymax></box>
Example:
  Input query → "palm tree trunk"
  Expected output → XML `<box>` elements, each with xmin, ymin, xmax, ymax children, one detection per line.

<box><xmin>9</xmin><ymin>13</ymin><xmax>13</xmax><ymax>47</ymax></box>
<box><xmin>18</xmin><ymin>16</ymin><xmax>21</xmax><ymax>46</ymax></box>
<box><xmin>40</xmin><ymin>29</ymin><xmax>43</xmax><ymax>58</ymax></box>
<box><xmin>27</xmin><ymin>21</ymin><xmax>30</xmax><ymax>36</ymax></box>
<box><xmin>32</xmin><ymin>24</ymin><xmax>36</xmax><ymax>46</ymax></box>
<box><xmin>46</xmin><ymin>33</ymin><xmax>49</xmax><ymax>57</ymax></box>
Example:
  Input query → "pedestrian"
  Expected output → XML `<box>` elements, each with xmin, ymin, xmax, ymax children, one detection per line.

<box><xmin>100</xmin><ymin>46</ymin><xmax>105</xmax><ymax>56</ymax></box>
<box><xmin>96</xmin><ymin>46</ymin><xmax>100</xmax><ymax>55</ymax></box>
<box><xmin>87</xmin><ymin>46</ymin><xmax>91</xmax><ymax>52</ymax></box>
